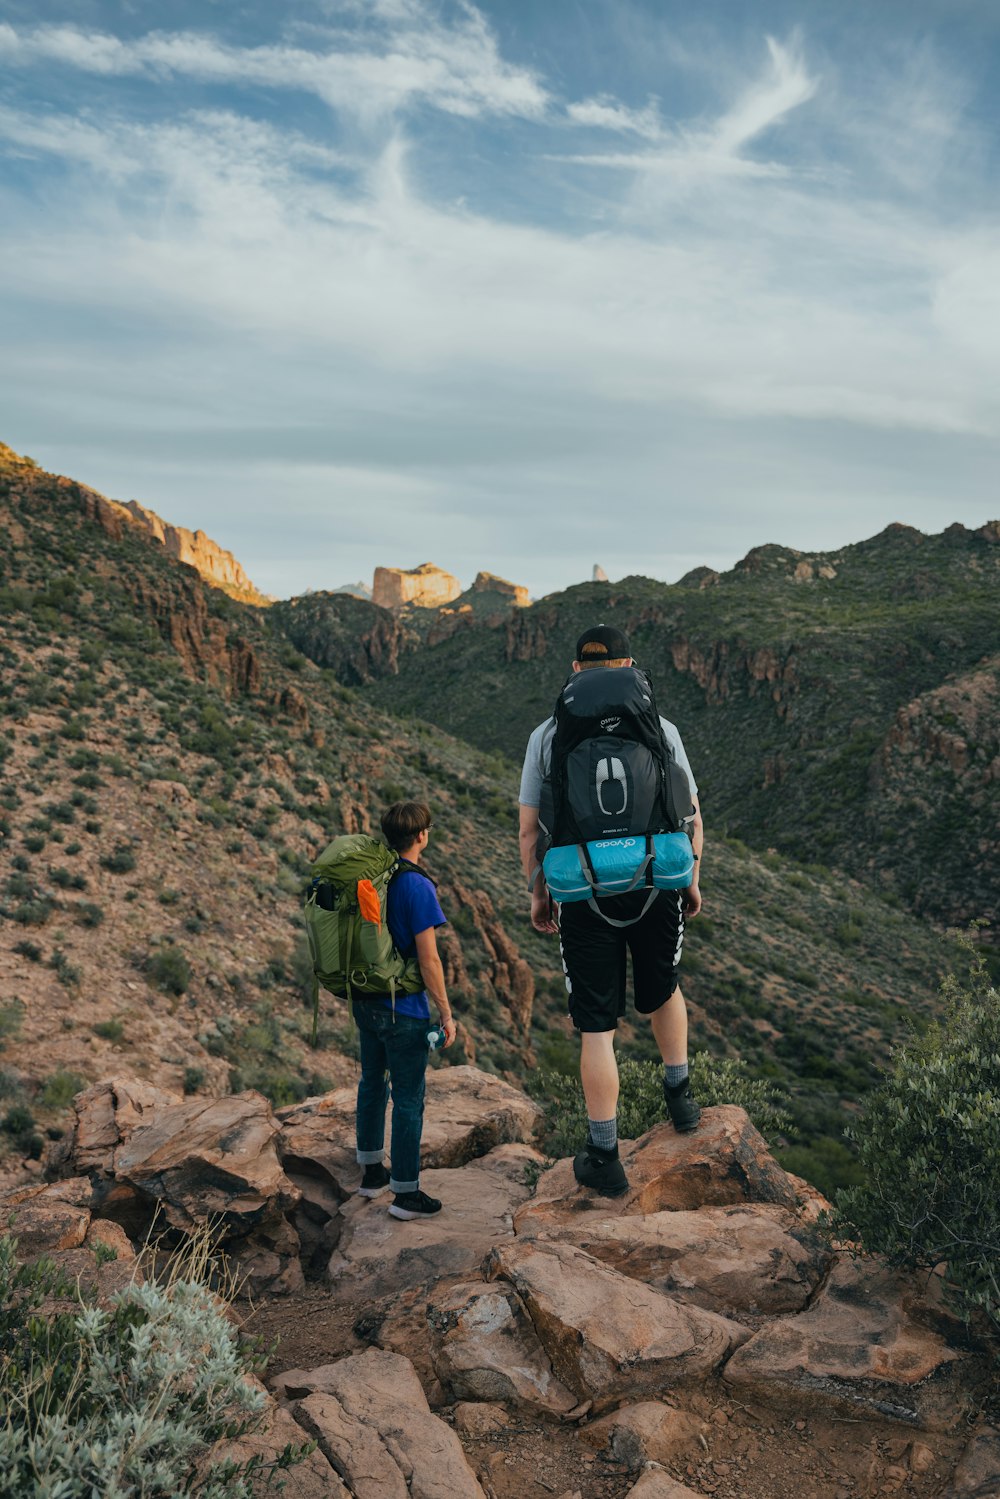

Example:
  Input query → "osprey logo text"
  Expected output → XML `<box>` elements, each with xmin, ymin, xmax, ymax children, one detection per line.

<box><xmin>594</xmin><ymin>838</ymin><xmax>639</xmax><ymax>850</ymax></box>
<box><xmin>601</xmin><ymin>715</ymin><xmax>621</xmax><ymax>732</ymax></box>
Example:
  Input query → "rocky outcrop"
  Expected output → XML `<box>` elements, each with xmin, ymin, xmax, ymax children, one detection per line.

<box><xmin>471</xmin><ymin>571</ymin><xmax>530</xmax><ymax>608</ymax></box>
<box><xmin>515</xmin><ymin>1108</ymin><xmax>802</xmax><ymax>1233</ymax></box>
<box><xmin>271</xmin><ymin>592</ymin><xmax>410</xmax><ymax>684</ymax></box>
<box><xmin>60</xmin><ymin>1078</ymin><xmax>303</xmax><ymax>1293</ymax></box>
<box><xmin>669</xmin><ymin>637</ymin><xmax>799</xmax><ymax>711</ymax></box>
<box><xmin>121</xmin><ymin>500</ymin><xmax>269</xmax><ymax>605</ymax></box>
<box><xmin>444</xmin><ymin>886</ymin><xmax>536</xmax><ymax>1041</ymax></box>
<box><xmin>373</xmin><ymin>563</ymin><xmax>462</xmax><ymax>611</ymax></box>
<box><xmin>593</xmin><ymin>564</ymin><xmax>609</xmax><ymax>582</ymax></box>
<box><xmin>127</xmin><ymin>570</ymin><xmax>261</xmax><ymax>696</ymax></box>
<box><xmin>517</xmin><ymin>1201</ymin><xmax>834</xmax><ymax>1317</ymax></box>
<box><xmin>485</xmin><ymin>1238</ymin><xmax>749</xmax><ymax>1401</ymax></box>
<box><xmin>279</xmin><ymin>1349</ymin><xmax>486</xmax><ymax>1499</ymax></box>
<box><xmin>723</xmin><ymin>1258</ymin><xmax>984</xmax><ymax>1429</ymax></box>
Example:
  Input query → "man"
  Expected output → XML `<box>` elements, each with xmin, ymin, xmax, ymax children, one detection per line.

<box><xmin>355</xmin><ymin>800</ymin><xmax>457</xmax><ymax>1220</ymax></box>
<box><xmin>518</xmin><ymin>624</ymin><xmax>703</xmax><ymax>1198</ymax></box>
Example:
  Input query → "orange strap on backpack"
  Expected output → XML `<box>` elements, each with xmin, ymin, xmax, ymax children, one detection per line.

<box><xmin>356</xmin><ymin>878</ymin><xmax>381</xmax><ymax>927</ymax></box>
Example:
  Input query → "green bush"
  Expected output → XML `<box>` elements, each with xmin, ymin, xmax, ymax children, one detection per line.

<box><xmin>530</xmin><ymin>1051</ymin><xmax>791</xmax><ymax>1159</ymax></box>
<box><xmin>833</xmin><ymin>939</ymin><xmax>1000</xmax><ymax>1334</ymax></box>
<box><xmin>40</xmin><ymin>1071</ymin><xmax>86</xmax><ymax>1110</ymax></box>
<box><xmin>0</xmin><ymin>1231</ymin><xmax>310</xmax><ymax>1496</ymax></box>
<box><xmin>99</xmin><ymin>844</ymin><xmax>136</xmax><ymax>874</ymax></box>
<box><xmin>149</xmin><ymin>946</ymin><xmax>192</xmax><ymax>996</ymax></box>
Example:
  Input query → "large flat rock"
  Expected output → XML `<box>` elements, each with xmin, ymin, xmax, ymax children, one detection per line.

<box><xmin>723</xmin><ymin>1258</ymin><xmax>983</xmax><ymax>1429</ymax></box>
<box><xmin>285</xmin><ymin>1348</ymin><xmax>486</xmax><ymax>1499</ymax></box>
<box><xmin>278</xmin><ymin>1064</ymin><xmax>542</xmax><ymax>1198</ymax></box>
<box><xmin>580</xmin><ymin>1401</ymin><xmax>709</xmax><ymax>1470</ymax></box>
<box><xmin>328</xmin><ymin>1163</ymin><xmax>531</xmax><ymax>1296</ymax></box>
<box><xmin>207</xmin><ymin>1400</ymin><xmax>349</xmax><ymax>1499</ymax></box>
<box><xmin>518</xmin><ymin>1202</ymin><xmax>833</xmax><ymax>1317</ymax></box>
<box><xmin>425</xmin><ymin>1279</ymin><xmax>578</xmax><ymax>1415</ymax></box>
<box><xmin>72</xmin><ymin>1077</ymin><xmax>183</xmax><ymax>1175</ymax></box>
<box><xmin>486</xmin><ymin>1238</ymin><xmax>749</xmax><ymax>1403</ymax></box>
<box><xmin>515</xmin><ymin>1107</ymin><xmax>801</xmax><ymax>1236</ymax></box>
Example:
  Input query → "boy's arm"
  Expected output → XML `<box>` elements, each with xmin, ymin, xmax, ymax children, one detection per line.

<box><xmin>414</xmin><ymin>926</ymin><xmax>457</xmax><ymax>1047</ymax></box>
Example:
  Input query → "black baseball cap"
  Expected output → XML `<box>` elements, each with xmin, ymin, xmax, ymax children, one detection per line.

<box><xmin>575</xmin><ymin>623</ymin><xmax>632</xmax><ymax>661</ymax></box>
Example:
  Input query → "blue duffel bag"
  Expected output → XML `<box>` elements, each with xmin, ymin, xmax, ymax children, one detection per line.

<box><xmin>543</xmin><ymin>831</ymin><xmax>693</xmax><ymax>904</ymax></box>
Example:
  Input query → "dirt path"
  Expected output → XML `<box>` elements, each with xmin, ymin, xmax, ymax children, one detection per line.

<box><xmin>248</xmin><ymin>1285</ymin><xmax>972</xmax><ymax>1499</ymax></box>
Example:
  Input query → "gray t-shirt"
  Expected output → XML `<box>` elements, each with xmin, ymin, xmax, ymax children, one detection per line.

<box><xmin>518</xmin><ymin>716</ymin><xmax>698</xmax><ymax>808</ymax></box>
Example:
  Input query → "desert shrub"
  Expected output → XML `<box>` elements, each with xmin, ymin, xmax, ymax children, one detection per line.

<box><xmin>48</xmin><ymin>949</ymin><xmax>81</xmax><ymax>988</ymax></box>
<box><xmin>40</xmin><ymin>1071</ymin><xmax>86</xmax><ymax>1110</ymax></box>
<box><xmin>149</xmin><ymin>945</ymin><xmax>192</xmax><ymax>996</ymax></box>
<box><xmin>12</xmin><ymin>941</ymin><xmax>41</xmax><ymax>963</ymax></box>
<box><xmin>530</xmin><ymin>1052</ymin><xmax>791</xmax><ymax>1160</ymax></box>
<box><xmin>833</xmin><ymin>938</ymin><xmax>1000</xmax><ymax>1334</ymax></box>
<box><xmin>75</xmin><ymin>901</ymin><xmax>105</xmax><ymax>928</ymax></box>
<box><xmin>99</xmin><ymin>843</ymin><xmax>136</xmax><ymax>873</ymax></box>
<box><xmin>183</xmin><ymin>1066</ymin><xmax>206</xmax><ymax>1095</ymax></box>
<box><xmin>0</xmin><ymin>1230</ymin><xmax>310</xmax><ymax>1496</ymax></box>
<box><xmin>93</xmin><ymin>1020</ymin><xmax>125</xmax><ymax>1043</ymax></box>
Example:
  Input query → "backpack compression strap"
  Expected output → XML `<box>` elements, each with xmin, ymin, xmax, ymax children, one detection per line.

<box><xmin>578</xmin><ymin>836</ymin><xmax>660</xmax><ymax>928</ymax></box>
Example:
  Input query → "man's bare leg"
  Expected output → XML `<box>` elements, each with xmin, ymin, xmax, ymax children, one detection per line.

<box><xmin>650</xmin><ymin>984</ymin><xmax>687</xmax><ymax>1066</ymax></box>
<box><xmin>651</xmin><ymin>984</ymin><xmax>700</xmax><ymax>1132</ymax></box>
<box><xmin>579</xmin><ymin>1030</ymin><xmax>619</xmax><ymax>1121</ymax></box>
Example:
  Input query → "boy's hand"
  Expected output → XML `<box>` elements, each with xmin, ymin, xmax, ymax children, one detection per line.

<box><xmin>682</xmin><ymin>883</ymin><xmax>702</xmax><ymax>918</ymax></box>
<box><xmin>441</xmin><ymin>1017</ymin><xmax>458</xmax><ymax>1048</ymax></box>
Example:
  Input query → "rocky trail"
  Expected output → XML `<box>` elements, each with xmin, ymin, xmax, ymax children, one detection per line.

<box><xmin>3</xmin><ymin>1064</ymin><xmax>997</xmax><ymax>1499</ymax></box>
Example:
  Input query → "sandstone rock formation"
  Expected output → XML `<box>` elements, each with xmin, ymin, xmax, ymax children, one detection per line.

<box><xmin>280</xmin><ymin>1349</ymin><xmax>486</xmax><ymax>1499</ymax></box>
<box><xmin>471</xmin><ymin>571</ymin><xmax>530</xmax><ymax>607</ymax></box>
<box><xmin>592</xmin><ymin>564</ymin><xmax>609</xmax><ymax>582</ymax></box>
<box><xmin>723</xmin><ymin>1258</ymin><xmax>984</xmax><ymax>1428</ymax></box>
<box><xmin>3</xmin><ymin>1068</ymin><xmax>994</xmax><ymax>1499</ymax></box>
<box><xmin>373</xmin><ymin>563</ymin><xmax>462</xmax><ymax>610</ymax></box>
<box><xmin>121</xmin><ymin>500</ymin><xmax>269</xmax><ymax>604</ymax></box>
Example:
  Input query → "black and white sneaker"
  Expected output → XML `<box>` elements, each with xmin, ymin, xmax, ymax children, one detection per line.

<box><xmin>357</xmin><ymin>1163</ymin><xmax>390</xmax><ymax>1197</ymax></box>
<box><xmin>573</xmin><ymin>1140</ymin><xmax>629</xmax><ymax>1197</ymax></box>
<box><xmin>388</xmin><ymin>1189</ymin><xmax>442</xmax><ymax>1220</ymax></box>
<box><xmin>663</xmin><ymin>1076</ymin><xmax>701</xmax><ymax>1133</ymax></box>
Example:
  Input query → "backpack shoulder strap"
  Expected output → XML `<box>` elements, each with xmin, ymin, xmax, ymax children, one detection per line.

<box><xmin>393</xmin><ymin>858</ymin><xmax>438</xmax><ymax>888</ymax></box>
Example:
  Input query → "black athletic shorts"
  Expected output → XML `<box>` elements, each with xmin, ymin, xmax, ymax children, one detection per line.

<box><xmin>559</xmin><ymin>888</ymin><xmax>685</xmax><ymax>1033</ymax></box>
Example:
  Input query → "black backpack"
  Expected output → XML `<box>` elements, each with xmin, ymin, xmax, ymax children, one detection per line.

<box><xmin>537</xmin><ymin>666</ymin><xmax>694</xmax><ymax>859</ymax></box>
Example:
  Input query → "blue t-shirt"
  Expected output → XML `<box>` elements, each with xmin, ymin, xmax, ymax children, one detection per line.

<box><xmin>373</xmin><ymin>869</ymin><xmax>447</xmax><ymax>1020</ymax></box>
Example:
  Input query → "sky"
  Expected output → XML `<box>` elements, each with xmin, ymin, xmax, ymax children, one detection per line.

<box><xmin>1</xmin><ymin>0</ymin><xmax>999</xmax><ymax>600</ymax></box>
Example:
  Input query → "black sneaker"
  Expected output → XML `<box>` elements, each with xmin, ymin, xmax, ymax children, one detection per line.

<box><xmin>573</xmin><ymin>1140</ymin><xmax>629</xmax><ymax>1197</ymax></box>
<box><xmin>388</xmin><ymin>1189</ymin><xmax>442</xmax><ymax>1220</ymax></box>
<box><xmin>664</xmin><ymin>1075</ymin><xmax>701</xmax><ymax>1133</ymax></box>
<box><xmin>357</xmin><ymin>1163</ymin><xmax>390</xmax><ymax>1198</ymax></box>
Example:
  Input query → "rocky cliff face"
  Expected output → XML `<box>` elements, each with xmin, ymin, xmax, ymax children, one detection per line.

<box><xmin>121</xmin><ymin>500</ymin><xmax>270</xmax><ymax>605</ymax></box>
<box><xmin>373</xmin><ymin>562</ymin><xmax>462</xmax><ymax>610</ymax></box>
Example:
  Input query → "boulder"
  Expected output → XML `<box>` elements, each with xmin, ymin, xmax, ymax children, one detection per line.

<box><xmin>515</xmin><ymin>1108</ymin><xmax>800</xmax><ymax>1235</ymax></box>
<box><xmin>723</xmin><ymin>1257</ymin><xmax>983</xmax><ymax>1429</ymax></box>
<box><xmin>452</xmin><ymin>1402</ymin><xmax>510</xmax><ymax>1435</ymax></box>
<box><xmin>518</xmin><ymin>1203</ymin><xmax>833</xmax><ymax>1317</ymax></box>
<box><xmin>486</xmin><ymin>1239</ymin><xmax>749</xmax><ymax>1403</ymax></box>
<box><xmin>84</xmin><ymin>1219</ymin><xmax>135</xmax><ymax>1260</ymax></box>
<box><xmin>425</xmin><ymin>1279</ymin><xmax>577</xmax><ymax>1414</ymax></box>
<box><xmin>580</xmin><ymin>1401</ymin><xmax>709</xmax><ymax>1470</ymax></box>
<box><xmin>72</xmin><ymin>1077</ymin><xmax>182</xmax><ymax>1175</ymax></box>
<box><xmin>287</xmin><ymin>1348</ymin><xmax>486</xmax><ymax>1499</ymax></box>
<box><xmin>110</xmin><ymin>1091</ymin><xmax>299</xmax><ymax>1231</ymax></box>
<box><xmin>206</xmin><ymin>1400</ymin><xmax>348</xmax><ymax>1499</ymax></box>
<box><xmin>329</xmin><ymin>1163</ymin><xmax>530</xmax><ymax>1296</ymax></box>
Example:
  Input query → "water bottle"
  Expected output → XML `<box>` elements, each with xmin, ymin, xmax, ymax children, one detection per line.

<box><xmin>426</xmin><ymin>1026</ymin><xmax>445</xmax><ymax>1051</ymax></box>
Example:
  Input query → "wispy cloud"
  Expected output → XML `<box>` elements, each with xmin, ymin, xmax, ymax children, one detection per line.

<box><xmin>0</xmin><ymin>1</ymin><xmax>996</xmax><ymax>595</ymax></box>
<box><xmin>0</xmin><ymin>10</ymin><xmax>549</xmax><ymax>122</ymax></box>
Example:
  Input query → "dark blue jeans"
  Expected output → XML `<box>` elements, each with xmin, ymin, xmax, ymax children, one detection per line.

<box><xmin>354</xmin><ymin>1004</ymin><xmax>429</xmax><ymax>1193</ymax></box>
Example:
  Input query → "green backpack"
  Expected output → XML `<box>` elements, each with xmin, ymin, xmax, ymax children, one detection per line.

<box><xmin>303</xmin><ymin>834</ymin><xmax>424</xmax><ymax>1043</ymax></box>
